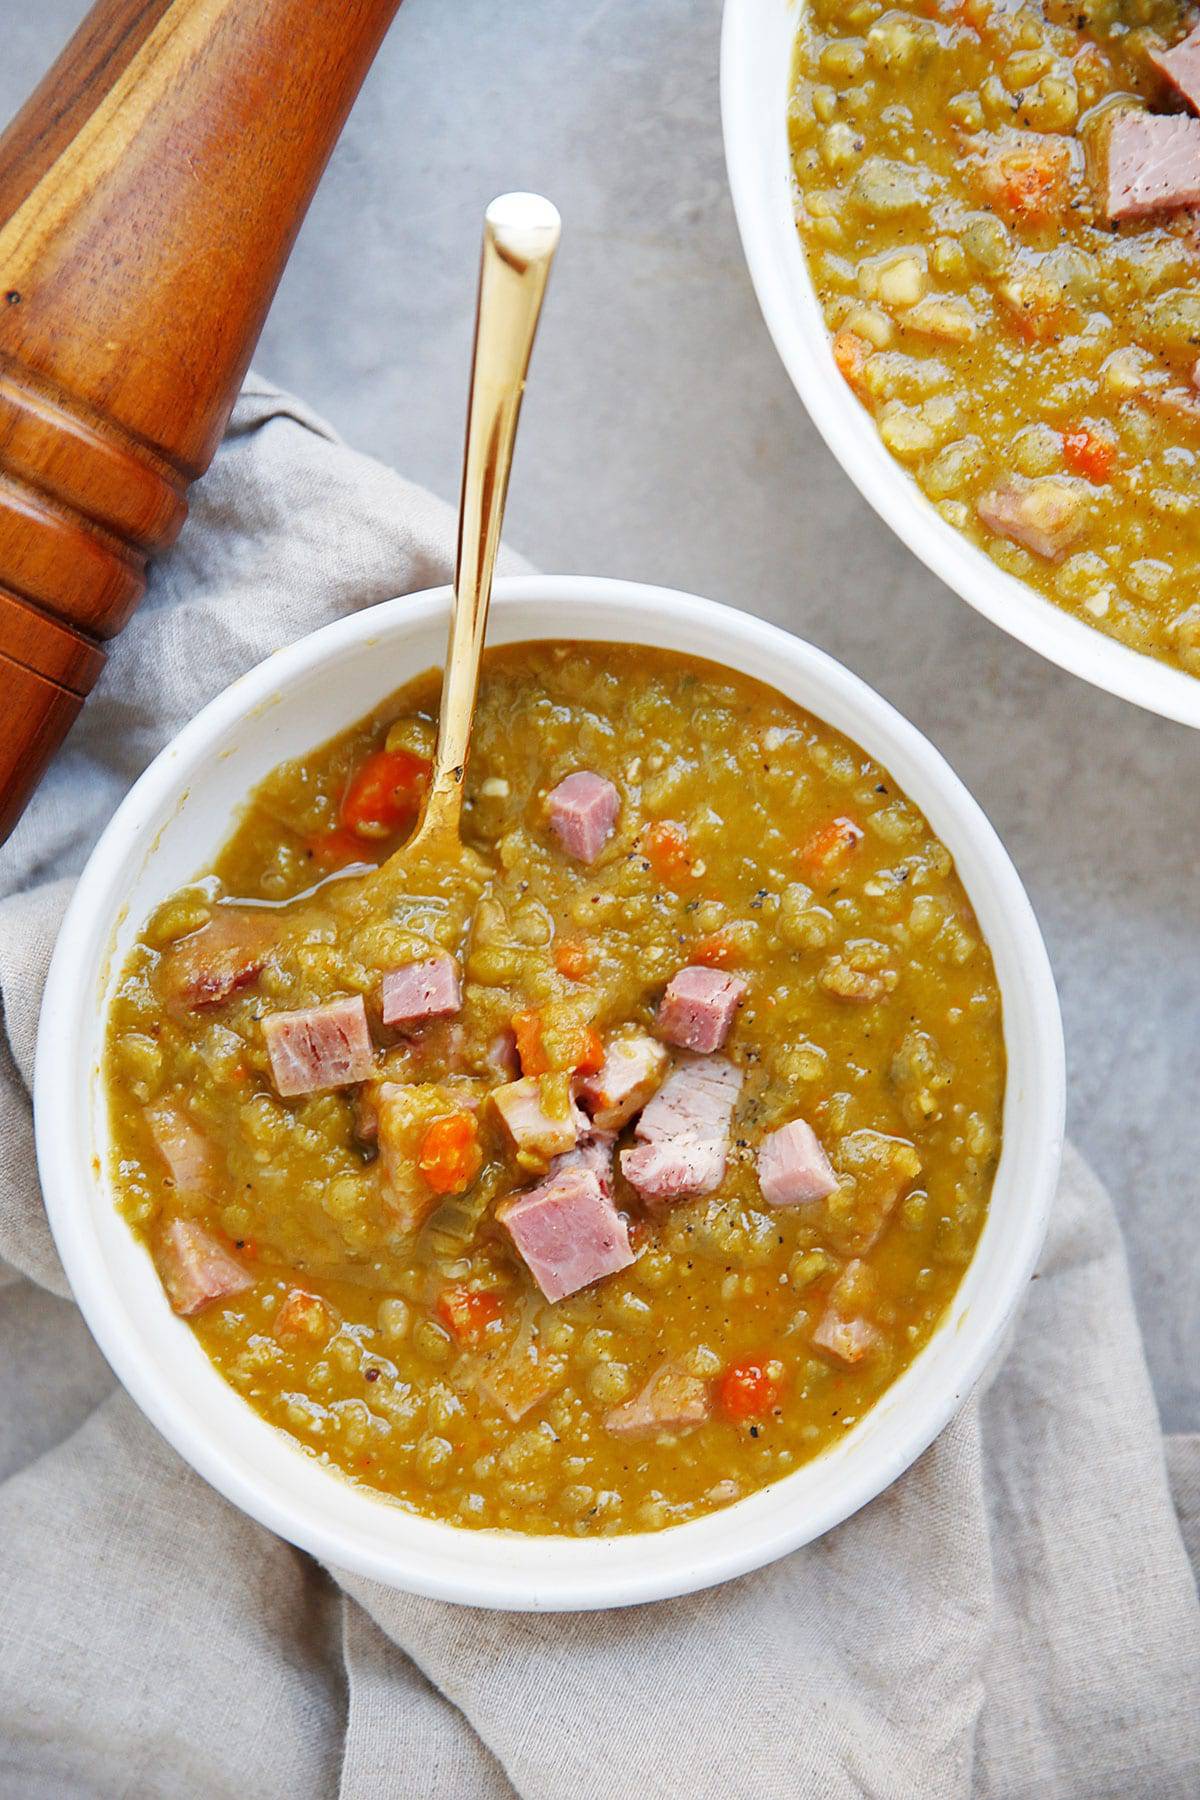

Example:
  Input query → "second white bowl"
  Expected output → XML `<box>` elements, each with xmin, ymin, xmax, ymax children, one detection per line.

<box><xmin>721</xmin><ymin>0</ymin><xmax>1200</xmax><ymax>728</ymax></box>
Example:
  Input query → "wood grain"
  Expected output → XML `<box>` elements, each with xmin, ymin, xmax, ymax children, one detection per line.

<box><xmin>0</xmin><ymin>0</ymin><xmax>402</xmax><ymax>841</ymax></box>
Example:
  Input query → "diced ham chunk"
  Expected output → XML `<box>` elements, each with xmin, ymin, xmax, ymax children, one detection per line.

<box><xmin>263</xmin><ymin>995</ymin><xmax>374</xmax><ymax>1097</ymax></box>
<box><xmin>549</xmin><ymin>1128</ymin><xmax>617</xmax><ymax>1198</ymax></box>
<box><xmin>491</xmin><ymin>1076</ymin><xmax>584</xmax><ymax>1167</ymax></box>
<box><xmin>630</xmin><ymin>1055</ymin><xmax>742</xmax><ymax>1146</ymax></box>
<box><xmin>605</xmin><ymin>1363</ymin><xmax>711</xmax><ymax>1440</ymax></box>
<box><xmin>159</xmin><ymin>906</ymin><xmax>274</xmax><ymax>1011</ymax></box>
<box><xmin>657</xmin><ymin>965</ymin><xmax>746</xmax><ymax>1054</ymax></box>
<box><xmin>1101</xmin><ymin>110</ymin><xmax>1200</xmax><ymax>221</ymax></box>
<box><xmin>576</xmin><ymin>1030</ymin><xmax>669</xmax><ymax>1130</ymax></box>
<box><xmin>620</xmin><ymin>1055</ymin><xmax>743</xmax><ymax>1205</ymax></box>
<box><xmin>499</xmin><ymin>1166</ymin><xmax>634</xmax><ymax>1302</ymax></box>
<box><xmin>976</xmin><ymin>477</ymin><xmax>1087</xmax><ymax>562</ymax></box>
<box><xmin>757</xmin><ymin>1118</ymin><xmax>838</xmax><ymax>1207</ymax></box>
<box><xmin>546</xmin><ymin>771</ymin><xmax>620</xmax><ymax>863</ymax></box>
<box><xmin>1151</xmin><ymin>25</ymin><xmax>1200</xmax><ymax>115</ymax></box>
<box><xmin>147</xmin><ymin>1103</ymin><xmax>213</xmax><ymax>1196</ymax></box>
<box><xmin>812</xmin><ymin>1309</ymin><xmax>884</xmax><ymax>1366</ymax></box>
<box><xmin>620</xmin><ymin>1134</ymin><xmax>726</xmax><ymax>1203</ymax></box>
<box><xmin>380</xmin><ymin>953</ymin><xmax>462</xmax><ymax>1027</ymax></box>
<box><xmin>157</xmin><ymin>1219</ymin><xmax>253</xmax><ymax>1316</ymax></box>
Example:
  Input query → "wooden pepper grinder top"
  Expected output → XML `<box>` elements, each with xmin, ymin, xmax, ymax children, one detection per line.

<box><xmin>0</xmin><ymin>0</ymin><xmax>403</xmax><ymax>843</ymax></box>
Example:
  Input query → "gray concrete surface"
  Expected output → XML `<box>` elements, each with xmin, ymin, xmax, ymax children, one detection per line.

<box><xmin>6</xmin><ymin>1</ymin><xmax>1197</xmax><ymax>1432</ymax></box>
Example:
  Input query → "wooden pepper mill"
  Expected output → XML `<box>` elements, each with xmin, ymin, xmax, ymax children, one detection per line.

<box><xmin>0</xmin><ymin>0</ymin><xmax>403</xmax><ymax>843</ymax></box>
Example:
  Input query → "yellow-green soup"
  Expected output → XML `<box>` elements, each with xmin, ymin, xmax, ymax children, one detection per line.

<box><xmin>790</xmin><ymin>0</ymin><xmax>1200</xmax><ymax>672</ymax></box>
<box><xmin>104</xmin><ymin>643</ymin><xmax>1004</xmax><ymax>1536</ymax></box>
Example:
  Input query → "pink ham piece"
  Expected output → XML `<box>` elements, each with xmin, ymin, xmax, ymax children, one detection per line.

<box><xmin>491</xmin><ymin>1076</ymin><xmax>585</xmax><ymax>1166</ymax></box>
<box><xmin>380</xmin><ymin>952</ymin><xmax>461</xmax><ymax>1028</ymax></box>
<box><xmin>620</xmin><ymin>1055</ymin><xmax>743</xmax><ymax>1204</ymax></box>
<box><xmin>158</xmin><ymin>1219</ymin><xmax>253</xmax><ymax>1316</ymax></box>
<box><xmin>1151</xmin><ymin>27</ymin><xmax>1200</xmax><ymax>117</ymax></box>
<box><xmin>605</xmin><ymin>1362</ymin><xmax>711</xmax><ymax>1439</ymax></box>
<box><xmin>159</xmin><ymin>906</ymin><xmax>274</xmax><ymax>1012</ymax></box>
<box><xmin>1102</xmin><ymin>110</ymin><xmax>1200</xmax><ymax>220</ymax></box>
<box><xmin>758</xmin><ymin>1119</ymin><xmax>838</xmax><ymax>1207</ymax></box>
<box><xmin>263</xmin><ymin>995</ymin><xmax>374</xmax><ymax>1097</ymax></box>
<box><xmin>576</xmin><ymin>1030</ymin><xmax>668</xmax><ymax>1129</ymax></box>
<box><xmin>499</xmin><ymin>1166</ymin><xmax>634</xmax><ymax>1302</ymax></box>
<box><xmin>549</xmin><ymin>1128</ymin><xmax>617</xmax><ymax>1198</ymax></box>
<box><xmin>546</xmin><ymin>771</ymin><xmax>620</xmax><ymax>863</ymax></box>
<box><xmin>812</xmin><ymin>1309</ymin><xmax>884</xmax><ymax>1366</ymax></box>
<box><xmin>621</xmin><ymin>1134</ymin><xmax>724</xmax><ymax>1202</ymax></box>
<box><xmin>657</xmin><ymin>965</ymin><xmax>746</xmax><ymax>1054</ymax></box>
<box><xmin>976</xmin><ymin>477</ymin><xmax>1086</xmax><ymax>562</ymax></box>
<box><xmin>147</xmin><ymin>1103</ymin><xmax>213</xmax><ymax>1196</ymax></box>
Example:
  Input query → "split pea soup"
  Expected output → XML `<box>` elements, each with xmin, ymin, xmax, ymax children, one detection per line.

<box><xmin>790</xmin><ymin>0</ymin><xmax>1200</xmax><ymax>674</ymax></box>
<box><xmin>103</xmin><ymin>642</ymin><xmax>1005</xmax><ymax>1537</ymax></box>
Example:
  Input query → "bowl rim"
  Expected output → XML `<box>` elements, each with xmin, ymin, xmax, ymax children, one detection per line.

<box><xmin>34</xmin><ymin>575</ymin><xmax>1065</xmax><ymax>1610</ymax></box>
<box><xmin>719</xmin><ymin>0</ymin><xmax>1200</xmax><ymax>730</ymax></box>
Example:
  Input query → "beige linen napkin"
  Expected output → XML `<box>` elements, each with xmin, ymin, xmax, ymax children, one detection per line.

<box><xmin>0</xmin><ymin>379</ymin><xmax>1196</xmax><ymax>1799</ymax></box>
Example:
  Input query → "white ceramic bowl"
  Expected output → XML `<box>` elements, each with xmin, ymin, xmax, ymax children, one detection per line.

<box><xmin>35</xmin><ymin>577</ymin><xmax>1064</xmax><ymax>1610</ymax></box>
<box><xmin>721</xmin><ymin>0</ymin><xmax>1200</xmax><ymax>728</ymax></box>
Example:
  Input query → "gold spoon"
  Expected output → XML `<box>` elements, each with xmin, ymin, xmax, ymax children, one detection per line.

<box><xmin>243</xmin><ymin>195</ymin><xmax>559</xmax><ymax>939</ymax></box>
<box><xmin>396</xmin><ymin>191</ymin><xmax>561</xmax><ymax>873</ymax></box>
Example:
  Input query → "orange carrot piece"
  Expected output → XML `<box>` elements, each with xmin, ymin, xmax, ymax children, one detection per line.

<box><xmin>418</xmin><ymin>1112</ymin><xmax>483</xmax><ymax>1195</ymax></box>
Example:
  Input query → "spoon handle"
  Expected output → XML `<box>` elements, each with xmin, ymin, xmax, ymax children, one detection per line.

<box><xmin>417</xmin><ymin>192</ymin><xmax>560</xmax><ymax>846</ymax></box>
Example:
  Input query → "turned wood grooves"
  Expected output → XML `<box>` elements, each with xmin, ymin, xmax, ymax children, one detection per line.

<box><xmin>0</xmin><ymin>0</ymin><xmax>402</xmax><ymax>843</ymax></box>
